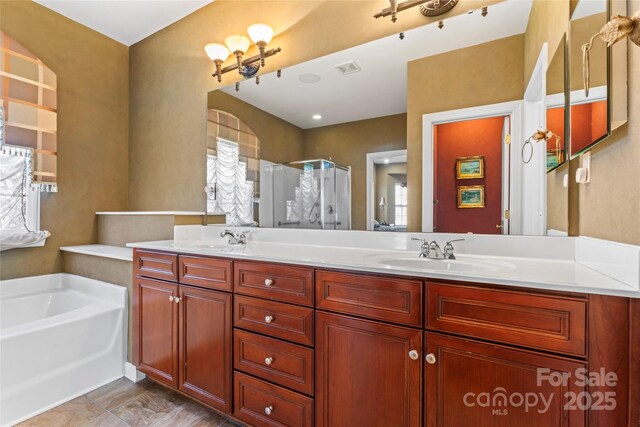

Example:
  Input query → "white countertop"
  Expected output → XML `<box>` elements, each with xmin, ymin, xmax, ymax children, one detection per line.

<box><xmin>96</xmin><ymin>211</ymin><xmax>206</xmax><ymax>216</ymax></box>
<box><xmin>127</xmin><ymin>239</ymin><xmax>640</xmax><ymax>298</ymax></box>
<box><xmin>61</xmin><ymin>244</ymin><xmax>133</xmax><ymax>262</ymax></box>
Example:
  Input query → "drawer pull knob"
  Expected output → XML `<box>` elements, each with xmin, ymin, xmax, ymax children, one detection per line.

<box><xmin>264</xmin><ymin>357</ymin><xmax>274</xmax><ymax>365</ymax></box>
<box><xmin>169</xmin><ymin>296</ymin><xmax>175</xmax><ymax>302</ymax></box>
<box><xmin>425</xmin><ymin>353</ymin><xmax>436</xmax><ymax>364</ymax></box>
<box><xmin>264</xmin><ymin>405</ymin><xmax>273</xmax><ymax>416</ymax></box>
<box><xmin>264</xmin><ymin>315</ymin><xmax>274</xmax><ymax>323</ymax></box>
<box><xmin>264</xmin><ymin>278</ymin><xmax>274</xmax><ymax>287</ymax></box>
<box><xmin>408</xmin><ymin>350</ymin><xmax>419</xmax><ymax>360</ymax></box>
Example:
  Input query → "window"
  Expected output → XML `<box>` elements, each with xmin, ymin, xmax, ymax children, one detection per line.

<box><xmin>394</xmin><ymin>183</ymin><xmax>407</xmax><ymax>226</ymax></box>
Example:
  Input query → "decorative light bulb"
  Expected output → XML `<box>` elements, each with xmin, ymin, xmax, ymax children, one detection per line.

<box><xmin>225</xmin><ymin>35</ymin><xmax>250</xmax><ymax>54</ymax></box>
<box><xmin>247</xmin><ymin>23</ymin><xmax>273</xmax><ymax>44</ymax></box>
<box><xmin>204</xmin><ymin>43</ymin><xmax>230</xmax><ymax>83</ymax></box>
<box><xmin>204</xmin><ymin>43</ymin><xmax>230</xmax><ymax>62</ymax></box>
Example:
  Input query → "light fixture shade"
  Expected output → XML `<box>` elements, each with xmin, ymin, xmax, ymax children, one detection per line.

<box><xmin>379</xmin><ymin>197</ymin><xmax>387</xmax><ymax>206</ymax></box>
<box><xmin>247</xmin><ymin>23</ymin><xmax>274</xmax><ymax>44</ymax></box>
<box><xmin>225</xmin><ymin>35</ymin><xmax>250</xmax><ymax>53</ymax></box>
<box><xmin>204</xmin><ymin>43</ymin><xmax>230</xmax><ymax>62</ymax></box>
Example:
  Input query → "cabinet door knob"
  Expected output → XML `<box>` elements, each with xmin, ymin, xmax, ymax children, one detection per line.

<box><xmin>264</xmin><ymin>357</ymin><xmax>274</xmax><ymax>365</ymax></box>
<box><xmin>169</xmin><ymin>295</ymin><xmax>175</xmax><ymax>302</ymax></box>
<box><xmin>264</xmin><ymin>278</ymin><xmax>274</xmax><ymax>287</ymax></box>
<box><xmin>174</xmin><ymin>297</ymin><xmax>181</xmax><ymax>304</ymax></box>
<box><xmin>408</xmin><ymin>350</ymin><xmax>419</xmax><ymax>360</ymax></box>
<box><xmin>264</xmin><ymin>315</ymin><xmax>274</xmax><ymax>323</ymax></box>
<box><xmin>264</xmin><ymin>405</ymin><xmax>273</xmax><ymax>416</ymax></box>
<box><xmin>425</xmin><ymin>353</ymin><xmax>436</xmax><ymax>364</ymax></box>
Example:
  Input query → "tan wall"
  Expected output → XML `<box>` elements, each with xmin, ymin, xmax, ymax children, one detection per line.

<box><xmin>547</xmin><ymin>163</ymin><xmax>570</xmax><ymax>233</ymax></box>
<box><xmin>523</xmin><ymin>0</ymin><xmax>569</xmax><ymax>83</ymax></box>
<box><xmin>207</xmin><ymin>91</ymin><xmax>305</xmax><ymax>165</ymax></box>
<box><xmin>303</xmin><ymin>114</ymin><xmax>407</xmax><ymax>230</ymax></box>
<box><xmin>406</xmin><ymin>34</ymin><xmax>525</xmax><ymax>231</ymax></box>
<box><xmin>569</xmin><ymin>12</ymin><xmax>608</xmax><ymax>91</ymax></box>
<box><xmin>0</xmin><ymin>1</ymin><xmax>129</xmax><ymax>280</ymax></box>
<box><xmin>578</xmin><ymin>0</ymin><xmax>640</xmax><ymax>245</ymax></box>
<box><xmin>128</xmin><ymin>0</ymin><xmax>501</xmax><ymax>212</ymax></box>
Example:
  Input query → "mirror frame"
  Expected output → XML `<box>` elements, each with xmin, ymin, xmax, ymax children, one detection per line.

<box><xmin>546</xmin><ymin>32</ymin><xmax>570</xmax><ymax>174</ymax></box>
<box><xmin>568</xmin><ymin>0</ymin><xmax>613</xmax><ymax>159</ymax></box>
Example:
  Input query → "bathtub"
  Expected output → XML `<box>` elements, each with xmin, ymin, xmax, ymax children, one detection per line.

<box><xmin>0</xmin><ymin>273</ymin><xmax>127</xmax><ymax>426</ymax></box>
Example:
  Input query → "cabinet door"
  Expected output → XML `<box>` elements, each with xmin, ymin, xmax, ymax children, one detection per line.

<box><xmin>425</xmin><ymin>333</ymin><xmax>586</xmax><ymax>427</ymax></box>
<box><xmin>316</xmin><ymin>312</ymin><xmax>422</xmax><ymax>427</ymax></box>
<box><xmin>135</xmin><ymin>278</ymin><xmax>179</xmax><ymax>387</ymax></box>
<box><xmin>179</xmin><ymin>285</ymin><xmax>232</xmax><ymax>413</ymax></box>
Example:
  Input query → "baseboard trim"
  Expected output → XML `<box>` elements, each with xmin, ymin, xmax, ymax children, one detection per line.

<box><xmin>125</xmin><ymin>362</ymin><xmax>146</xmax><ymax>383</ymax></box>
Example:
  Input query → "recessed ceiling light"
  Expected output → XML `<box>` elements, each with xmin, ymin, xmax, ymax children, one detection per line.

<box><xmin>384</xmin><ymin>159</ymin><xmax>390</xmax><ymax>164</ymax></box>
<box><xmin>312</xmin><ymin>114</ymin><xmax>322</xmax><ymax>120</ymax></box>
<box><xmin>298</xmin><ymin>73</ymin><xmax>321</xmax><ymax>84</ymax></box>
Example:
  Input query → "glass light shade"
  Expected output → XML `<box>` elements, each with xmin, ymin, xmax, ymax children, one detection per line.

<box><xmin>379</xmin><ymin>197</ymin><xmax>387</xmax><ymax>206</ymax></box>
<box><xmin>247</xmin><ymin>23</ymin><xmax>274</xmax><ymax>44</ymax></box>
<box><xmin>204</xmin><ymin>43</ymin><xmax>230</xmax><ymax>62</ymax></box>
<box><xmin>225</xmin><ymin>35</ymin><xmax>250</xmax><ymax>53</ymax></box>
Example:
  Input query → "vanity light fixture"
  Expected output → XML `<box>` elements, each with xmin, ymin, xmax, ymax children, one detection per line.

<box><xmin>205</xmin><ymin>23</ymin><xmax>281</xmax><ymax>83</ymax></box>
<box><xmin>582</xmin><ymin>11</ymin><xmax>640</xmax><ymax>96</ymax></box>
<box><xmin>374</xmin><ymin>0</ymin><xmax>459</xmax><ymax>22</ymax></box>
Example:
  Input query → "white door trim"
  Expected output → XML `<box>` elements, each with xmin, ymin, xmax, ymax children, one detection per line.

<box><xmin>421</xmin><ymin>100</ymin><xmax>523</xmax><ymax>232</ymax></box>
<box><xmin>366</xmin><ymin>149</ymin><xmax>407</xmax><ymax>230</ymax></box>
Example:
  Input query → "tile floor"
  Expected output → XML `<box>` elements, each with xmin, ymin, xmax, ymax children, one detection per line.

<box><xmin>18</xmin><ymin>378</ymin><xmax>241</xmax><ymax>427</ymax></box>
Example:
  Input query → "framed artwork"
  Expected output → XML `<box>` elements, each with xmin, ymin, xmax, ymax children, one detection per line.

<box><xmin>456</xmin><ymin>156</ymin><xmax>484</xmax><ymax>179</ymax></box>
<box><xmin>457</xmin><ymin>185</ymin><xmax>485</xmax><ymax>208</ymax></box>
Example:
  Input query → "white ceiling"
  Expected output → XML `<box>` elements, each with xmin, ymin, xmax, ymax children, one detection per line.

<box><xmin>34</xmin><ymin>0</ymin><xmax>214</xmax><ymax>46</ymax></box>
<box><xmin>220</xmin><ymin>0</ymin><xmax>533</xmax><ymax>129</ymax></box>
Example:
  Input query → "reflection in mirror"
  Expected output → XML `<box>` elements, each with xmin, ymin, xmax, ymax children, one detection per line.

<box><xmin>205</xmin><ymin>0</ymin><xmax>571</xmax><ymax>236</ymax></box>
<box><xmin>546</xmin><ymin>35</ymin><xmax>569</xmax><ymax>237</ymax></box>
<box><xmin>569</xmin><ymin>0</ymin><xmax>609</xmax><ymax>156</ymax></box>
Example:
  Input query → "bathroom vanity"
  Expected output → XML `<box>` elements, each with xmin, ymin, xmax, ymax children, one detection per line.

<box><xmin>130</xmin><ymin>234</ymin><xmax>640</xmax><ymax>427</ymax></box>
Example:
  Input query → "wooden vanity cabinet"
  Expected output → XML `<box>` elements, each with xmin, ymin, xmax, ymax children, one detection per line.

<box><xmin>315</xmin><ymin>311</ymin><xmax>423</xmax><ymax>427</ymax></box>
<box><xmin>134</xmin><ymin>254</ymin><xmax>233</xmax><ymax>415</ymax></box>
<box><xmin>424</xmin><ymin>332</ymin><xmax>587</xmax><ymax>427</ymax></box>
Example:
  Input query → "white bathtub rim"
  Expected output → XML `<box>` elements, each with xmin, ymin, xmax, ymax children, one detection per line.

<box><xmin>1</xmin><ymin>374</ymin><xmax>127</xmax><ymax>427</ymax></box>
<box><xmin>0</xmin><ymin>273</ymin><xmax>126</xmax><ymax>305</ymax></box>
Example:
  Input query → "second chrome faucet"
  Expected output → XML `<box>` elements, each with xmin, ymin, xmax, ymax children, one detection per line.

<box><xmin>412</xmin><ymin>238</ymin><xmax>464</xmax><ymax>260</ymax></box>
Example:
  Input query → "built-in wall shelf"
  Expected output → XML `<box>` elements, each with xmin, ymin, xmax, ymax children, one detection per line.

<box><xmin>60</xmin><ymin>245</ymin><xmax>133</xmax><ymax>262</ymax></box>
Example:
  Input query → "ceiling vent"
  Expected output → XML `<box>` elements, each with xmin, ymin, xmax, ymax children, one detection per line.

<box><xmin>334</xmin><ymin>61</ymin><xmax>361</xmax><ymax>75</ymax></box>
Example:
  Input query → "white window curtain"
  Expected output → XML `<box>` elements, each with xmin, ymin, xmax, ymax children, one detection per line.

<box><xmin>206</xmin><ymin>139</ymin><xmax>255</xmax><ymax>226</ymax></box>
<box><xmin>0</xmin><ymin>148</ymin><xmax>49</xmax><ymax>251</ymax></box>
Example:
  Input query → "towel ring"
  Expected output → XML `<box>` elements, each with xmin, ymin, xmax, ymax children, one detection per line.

<box><xmin>522</xmin><ymin>137</ymin><xmax>534</xmax><ymax>164</ymax></box>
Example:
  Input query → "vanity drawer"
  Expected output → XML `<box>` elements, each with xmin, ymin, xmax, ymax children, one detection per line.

<box><xmin>134</xmin><ymin>250</ymin><xmax>178</xmax><ymax>282</ymax></box>
<box><xmin>234</xmin><ymin>295</ymin><xmax>314</xmax><ymax>346</ymax></box>
<box><xmin>426</xmin><ymin>283</ymin><xmax>587</xmax><ymax>356</ymax></box>
<box><xmin>316</xmin><ymin>270</ymin><xmax>423</xmax><ymax>327</ymax></box>
<box><xmin>234</xmin><ymin>261</ymin><xmax>314</xmax><ymax>307</ymax></box>
<box><xmin>234</xmin><ymin>372</ymin><xmax>314</xmax><ymax>427</ymax></box>
<box><xmin>178</xmin><ymin>255</ymin><xmax>232</xmax><ymax>292</ymax></box>
<box><xmin>234</xmin><ymin>329</ymin><xmax>314</xmax><ymax>396</ymax></box>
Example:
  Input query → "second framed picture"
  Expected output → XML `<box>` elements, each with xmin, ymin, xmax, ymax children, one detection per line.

<box><xmin>456</xmin><ymin>156</ymin><xmax>484</xmax><ymax>179</ymax></box>
<box><xmin>457</xmin><ymin>185</ymin><xmax>485</xmax><ymax>208</ymax></box>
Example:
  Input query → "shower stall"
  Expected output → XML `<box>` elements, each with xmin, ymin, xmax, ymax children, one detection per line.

<box><xmin>262</xmin><ymin>159</ymin><xmax>351</xmax><ymax>230</ymax></box>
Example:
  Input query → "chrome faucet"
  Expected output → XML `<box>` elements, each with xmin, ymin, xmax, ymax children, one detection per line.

<box><xmin>443</xmin><ymin>239</ymin><xmax>465</xmax><ymax>260</ymax></box>
<box><xmin>411</xmin><ymin>238</ymin><xmax>445</xmax><ymax>259</ymax></box>
<box><xmin>220</xmin><ymin>229</ymin><xmax>249</xmax><ymax>245</ymax></box>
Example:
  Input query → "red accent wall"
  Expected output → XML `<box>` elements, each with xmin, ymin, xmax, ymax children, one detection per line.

<box><xmin>434</xmin><ymin>116</ymin><xmax>504</xmax><ymax>234</ymax></box>
<box><xmin>546</xmin><ymin>107</ymin><xmax>565</xmax><ymax>153</ymax></box>
<box><xmin>571</xmin><ymin>100</ymin><xmax>607</xmax><ymax>154</ymax></box>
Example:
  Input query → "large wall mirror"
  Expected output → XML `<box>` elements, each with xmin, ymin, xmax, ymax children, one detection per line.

<box><xmin>568</xmin><ymin>0</ymin><xmax>628</xmax><ymax>157</ymax></box>
<box><xmin>205</xmin><ymin>0</ymin><xmax>584</xmax><ymax>237</ymax></box>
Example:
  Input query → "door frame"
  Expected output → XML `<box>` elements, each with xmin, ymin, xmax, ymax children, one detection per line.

<box><xmin>366</xmin><ymin>149</ymin><xmax>407</xmax><ymax>230</ymax></box>
<box><xmin>421</xmin><ymin>101</ymin><xmax>523</xmax><ymax>233</ymax></box>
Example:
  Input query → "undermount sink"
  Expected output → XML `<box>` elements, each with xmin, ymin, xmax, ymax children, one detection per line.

<box><xmin>366</xmin><ymin>254</ymin><xmax>515</xmax><ymax>273</ymax></box>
